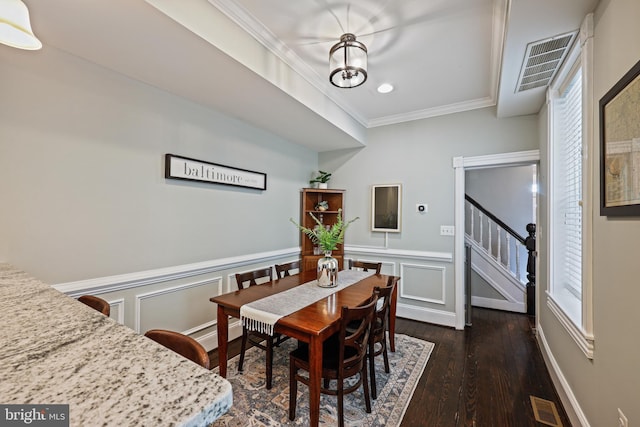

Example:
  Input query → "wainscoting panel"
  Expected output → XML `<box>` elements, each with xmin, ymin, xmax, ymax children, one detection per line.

<box><xmin>345</xmin><ymin>247</ymin><xmax>455</xmax><ymax>326</ymax></box>
<box><xmin>107</xmin><ymin>297</ymin><xmax>125</xmax><ymax>325</ymax></box>
<box><xmin>53</xmin><ymin>248</ymin><xmax>301</xmax><ymax>351</ymax></box>
<box><xmin>399</xmin><ymin>263</ymin><xmax>447</xmax><ymax>305</ymax></box>
<box><xmin>135</xmin><ymin>276</ymin><xmax>222</xmax><ymax>334</ymax></box>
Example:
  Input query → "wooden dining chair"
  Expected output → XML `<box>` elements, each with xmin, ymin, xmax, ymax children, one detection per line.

<box><xmin>348</xmin><ymin>259</ymin><xmax>382</xmax><ymax>274</ymax></box>
<box><xmin>78</xmin><ymin>295</ymin><xmax>110</xmax><ymax>316</ymax></box>
<box><xmin>144</xmin><ymin>329</ymin><xmax>210</xmax><ymax>369</ymax></box>
<box><xmin>289</xmin><ymin>293</ymin><xmax>378</xmax><ymax>427</ymax></box>
<box><xmin>368</xmin><ymin>280</ymin><xmax>397</xmax><ymax>399</ymax></box>
<box><xmin>275</xmin><ymin>260</ymin><xmax>300</xmax><ymax>279</ymax></box>
<box><xmin>235</xmin><ymin>267</ymin><xmax>288</xmax><ymax>389</ymax></box>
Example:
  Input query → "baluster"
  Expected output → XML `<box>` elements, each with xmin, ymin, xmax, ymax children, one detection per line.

<box><xmin>470</xmin><ymin>205</ymin><xmax>475</xmax><ymax>241</ymax></box>
<box><xmin>488</xmin><ymin>219</ymin><xmax>492</xmax><ymax>256</ymax></box>
<box><xmin>479</xmin><ymin>212</ymin><xmax>484</xmax><ymax>249</ymax></box>
<box><xmin>515</xmin><ymin>241</ymin><xmax>521</xmax><ymax>281</ymax></box>
<box><xmin>506</xmin><ymin>234</ymin><xmax>511</xmax><ymax>271</ymax></box>
<box><xmin>496</xmin><ymin>227</ymin><xmax>501</xmax><ymax>264</ymax></box>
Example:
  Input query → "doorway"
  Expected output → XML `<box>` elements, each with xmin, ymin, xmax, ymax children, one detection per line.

<box><xmin>453</xmin><ymin>150</ymin><xmax>540</xmax><ymax>330</ymax></box>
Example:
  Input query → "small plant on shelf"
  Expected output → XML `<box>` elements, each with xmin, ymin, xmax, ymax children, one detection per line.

<box><xmin>309</xmin><ymin>170</ymin><xmax>332</xmax><ymax>188</ymax></box>
<box><xmin>290</xmin><ymin>208</ymin><xmax>358</xmax><ymax>253</ymax></box>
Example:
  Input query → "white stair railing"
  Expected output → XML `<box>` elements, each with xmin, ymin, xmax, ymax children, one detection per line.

<box><xmin>465</xmin><ymin>198</ymin><xmax>527</xmax><ymax>285</ymax></box>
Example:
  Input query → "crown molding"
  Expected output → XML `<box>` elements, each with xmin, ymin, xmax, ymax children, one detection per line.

<box><xmin>207</xmin><ymin>0</ymin><xmax>507</xmax><ymax>129</ymax></box>
<box><xmin>368</xmin><ymin>96</ymin><xmax>495</xmax><ymax>128</ymax></box>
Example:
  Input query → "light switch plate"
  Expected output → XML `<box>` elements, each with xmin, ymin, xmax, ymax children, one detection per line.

<box><xmin>440</xmin><ymin>225</ymin><xmax>455</xmax><ymax>236</ymax></box>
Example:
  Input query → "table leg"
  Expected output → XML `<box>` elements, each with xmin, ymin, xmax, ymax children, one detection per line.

<box><xmin>217</xmin><ymin>305</ymin><xmax>229</xmax><ymax>377</ymax></box>
<box><xmin>389</xmin><ymin>282</ymin><xmax>398</xmax><ymax>352</ymax></box>
<box><xmin>308</xmin><ymin>335</ymin><xmax>322</xmax><ymax>427</ymax></box>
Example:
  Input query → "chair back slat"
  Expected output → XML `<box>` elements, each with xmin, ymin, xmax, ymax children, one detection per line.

<box><xmin>235</xmin><ymin>267</ymin><xmax>273</xmax><ymax>289</ymax></box>
<box><xmin>275</xmin><ymin>260</ymin><xmax>300</xmax><ymax>279</ymax></box>
<box><xmin>348</xmin><ymin>260</ymin><xmax>382</xmax><ymax>274</ymax></box>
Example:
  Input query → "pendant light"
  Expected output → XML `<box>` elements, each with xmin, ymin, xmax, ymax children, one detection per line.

<box><xmin>329</xmin><ymin>33</ymin><xmax>367</xmax><ymax>88</ymax></box>
<box><xmin>0</xmin><ymin>0</ymin><xmax>42</xmax><ymax>50</ymax></box>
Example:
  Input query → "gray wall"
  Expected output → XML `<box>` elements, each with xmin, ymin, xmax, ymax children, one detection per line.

<box><xmin>0</xmin><ymin>46</ymin><xmax>315</xmax><ymax>283</ymax></box>
<box><xmin>0</xmin><ymin>46</ymin><xmax>314</xmax><ymax>348</ymax></box>
<box><xmin>537</xmin><ymin>0</ymin><xmax>640</xmax><ymax>425</ymax></box>
<box><xmin>321</xmin><ymin>108</ymin><xmax>539</xmax><ymax>318</ymax></box>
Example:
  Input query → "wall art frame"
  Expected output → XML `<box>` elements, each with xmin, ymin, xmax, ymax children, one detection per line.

<box><xmin>371</xmin><ymin>184</ymin><xmax>402</xmax><ymax>232</ymax></box>
<box><xmin>165</xmin><ymin>154</ymin><xmax>267</xmax><ymax>191</ymax></box>
<box><xmin>600</xmin><ymin>58</ymin><xmax>640</xmax><ymax>216</ymax></box>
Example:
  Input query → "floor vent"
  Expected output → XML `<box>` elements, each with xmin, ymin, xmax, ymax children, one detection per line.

<box><xmin>530</xmin><ymin>395</ymin><xmax>563</xmax><ymax>427</ymax></box>
<box><xmin>516</xmin><ymin>31</ymin><xmax>578</xmax><ymax>92</ymax></box>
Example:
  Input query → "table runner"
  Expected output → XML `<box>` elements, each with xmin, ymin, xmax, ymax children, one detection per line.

<box><xmin>240</xmin><ymin>270</ymin><xmax>373</xmax><ymax>335</ymax></box>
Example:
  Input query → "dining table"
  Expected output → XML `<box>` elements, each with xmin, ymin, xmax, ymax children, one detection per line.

<box><xmin>210</xmin><ymin>268</ymin><xmax>398</xmax><ymax>427</ymax></box>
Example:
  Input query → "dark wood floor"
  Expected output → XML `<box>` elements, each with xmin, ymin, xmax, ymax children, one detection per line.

<box><xmin>209</xmin><ymin>307</ymin><xmax>571</xmax><ymax>427</ymax></box>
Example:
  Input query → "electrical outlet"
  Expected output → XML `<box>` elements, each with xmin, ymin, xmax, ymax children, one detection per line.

<box><xmin>416</xmin><ymin>203</ymin><xmax>428</xmax><ymax>213</ymax></box>
<box><xmin>618</xmin><ymin>408</ymin><xmax>628</xmax><ymax>427</ymax></box>
<box><xmin>440</xmin><ymin>225</ymin><xmax>455</xmax><ymax>236</ymax></box>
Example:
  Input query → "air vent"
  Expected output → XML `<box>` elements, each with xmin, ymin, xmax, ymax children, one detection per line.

<box><xmin>515</xmin><ymin>31</ymin><xmax>578</xmax><ymax>93</ymax></box>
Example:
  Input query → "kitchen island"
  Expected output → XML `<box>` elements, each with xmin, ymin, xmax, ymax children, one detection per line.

<box><xmin>0</xmin><ymin>264</ymin><xmax>232</xmax><ymax>426</ymax></box>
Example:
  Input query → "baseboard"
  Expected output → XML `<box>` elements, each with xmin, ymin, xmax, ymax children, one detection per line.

<box><xmin>536</xmin><ymin>324</ymin><xmax>590</xmax><ymax>427</ymax></box>
<box><xmin>396</xmin><ymin>302</ymin><xmax>456</xmax><ymax>328</ymax></box>
<box><xmin>471</xmin><ymin>296</ymin><xmax>525</xmax><ymax>313</ymax></box>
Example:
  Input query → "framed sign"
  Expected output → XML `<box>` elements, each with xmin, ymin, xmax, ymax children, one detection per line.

<box><xmin>600</xmin><ymin>58</ymin><xmax>640</xmax><ymax>216</ymax></box>
<box><xmin>371</xmin><ymin>184</ymin><xmax>402</xmax><ymax>232</ymax></box>
<box><xmin>165</xmin><ymin>154</ymin><xmax>267</xmax><ymax>190</ymax></box>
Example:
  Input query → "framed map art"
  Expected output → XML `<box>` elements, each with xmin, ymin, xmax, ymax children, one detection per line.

<box><xmin>600</xmin><ymin>58</ymin><xmax>640</xmax><ymax>216</ymax></box>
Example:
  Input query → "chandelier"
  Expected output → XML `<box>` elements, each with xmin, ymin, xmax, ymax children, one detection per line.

<box><xmin>329</xmin><ymin>33</ymin><xmax>367</xmax><ymax>88</ymax></box>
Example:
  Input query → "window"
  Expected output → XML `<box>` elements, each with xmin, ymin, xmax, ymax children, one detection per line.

<box><xmin>547</xmin><ymin>15</ymin><xmax>594</xmax><ymax>358</ymax></box>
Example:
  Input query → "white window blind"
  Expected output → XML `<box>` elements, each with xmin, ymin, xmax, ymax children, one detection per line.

<box><xmin>552</xmin><ymin>68</ymin><xmax>583</xmax><ymax>301</ymax></box>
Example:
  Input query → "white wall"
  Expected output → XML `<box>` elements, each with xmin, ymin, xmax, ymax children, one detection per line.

<box><xmin>321</xmin><ymin>107</ymin><xmax>539</xmax><ymax>323</ymax></box>
<box><xmin>537</xmin><ymin>0</ymin><xmax>640</xmax><ymax>425</ymax></box>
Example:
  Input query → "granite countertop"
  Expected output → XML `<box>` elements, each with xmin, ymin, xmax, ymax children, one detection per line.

<box><xmin>0</xmin><ymin>264</ymin><xmax>232</xmax><ymax>426</ymax></box>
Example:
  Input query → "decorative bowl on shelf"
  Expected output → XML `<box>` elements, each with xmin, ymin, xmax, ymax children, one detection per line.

<box><xmin>315</xmin><ymin>201</ymin><xmax>329</xmax><ymax>211</ymax></box>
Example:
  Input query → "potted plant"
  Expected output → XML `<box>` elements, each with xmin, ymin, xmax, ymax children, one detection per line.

<box><xmin>309</xmin><ymin>170</ymin><xmax>332</xmax><ymax>189</ymax></box>
<box><xmin>290</xmin><ymin>209</ymin><xmax>358</xmax><ymax>287</ymax></box>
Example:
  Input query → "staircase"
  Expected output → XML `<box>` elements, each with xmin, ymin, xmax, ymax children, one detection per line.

<box><xmin>465</xmin><ymin>195</ymin><xmax>536</xmax><ymax>314</ymax></box>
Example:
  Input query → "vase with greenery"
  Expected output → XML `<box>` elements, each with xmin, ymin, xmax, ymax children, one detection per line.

<box><xmin>290</xmin><ymin>208</ymin><xmax>358</xmax><ymax>287</ymax></box>
<box><xmin>309</xmin><ymin>170</ymin><xmax>332</xmax><ymax>189</ymax></box>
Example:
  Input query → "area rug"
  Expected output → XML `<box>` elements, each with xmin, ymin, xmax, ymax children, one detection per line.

<box><xmin>211</xmin><ymin>334</ymin><xmax>434</xmax><ymax>426</ymax></box>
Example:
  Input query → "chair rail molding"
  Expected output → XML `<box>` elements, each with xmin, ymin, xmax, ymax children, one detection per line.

<box><xmin>344</xmin><ymin>245</ymin><xmax>452</xmax><ymax>262</ymax></box>
<box><xmin>53</xmin><ymin>247</ymin><xmax>300</xmax><ymax>296</ymax></box>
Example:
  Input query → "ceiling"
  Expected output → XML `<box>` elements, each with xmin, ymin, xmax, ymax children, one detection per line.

<box><xmin>23</xmin><ymin>0</ymin><xmax>598</xmax><ymax>151</ymax></box>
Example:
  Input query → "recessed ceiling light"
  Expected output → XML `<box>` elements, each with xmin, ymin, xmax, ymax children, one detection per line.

<box><xmin>377</xmin><ymin>83</ymin><xmax>394</xmax><ymax>94</ymax></box>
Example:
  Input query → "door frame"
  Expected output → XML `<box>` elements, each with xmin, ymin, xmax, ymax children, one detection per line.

<box><xmin>453</xmin><ymin>149</ymin><xmax>540</xmax><ymax>329</ymax></box>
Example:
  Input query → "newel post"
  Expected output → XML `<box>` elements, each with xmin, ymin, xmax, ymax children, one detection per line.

<box><xmin>525</xmin><ymin>223</ymin><xmax>536</xmax><ymax>316</ymax></box>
